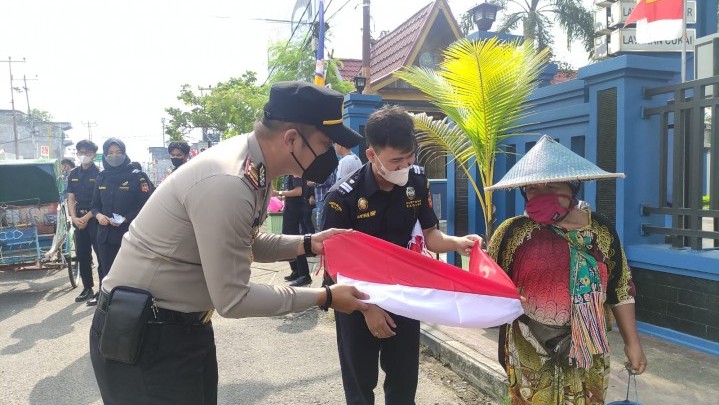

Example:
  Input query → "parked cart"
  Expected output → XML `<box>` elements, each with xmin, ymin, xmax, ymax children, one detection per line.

<box><xmin>0</xmin><ymin>159</ymin><xmax>78</xmax><ymax>287</ymax></box>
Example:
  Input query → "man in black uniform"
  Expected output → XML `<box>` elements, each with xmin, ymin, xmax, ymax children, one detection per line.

<box><xmin>322</xmin><ymin>106</ymin><xmax>480</xmax><ymax>405</ymax></box>
<box><xmin>274</xmin><ymin>175</ymin><xmax>313</xmax><ymax>286</ymax></box>
<box><xmin>67</xmin><ymin>139</ymin><xmax>101</xmax><ymax>302</ymax></box>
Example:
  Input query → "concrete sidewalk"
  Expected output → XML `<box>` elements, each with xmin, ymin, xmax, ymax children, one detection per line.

<box><xmin>420</xmin><ymin>322</ymin><xmax>719</xmax><ymax>404</ymax></box>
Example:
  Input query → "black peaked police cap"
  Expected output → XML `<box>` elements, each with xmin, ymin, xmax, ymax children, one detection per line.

<box><xmin>263</xmin><ymin>81</ymin><xmax>363</xmax><ymax>148</ymax></box>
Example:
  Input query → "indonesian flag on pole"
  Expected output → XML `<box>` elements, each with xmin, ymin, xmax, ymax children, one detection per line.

<box><xmin>625</xmin><ymin>0</ymin><xmax>684</xmax><ymax>44</ymax></box>
<box><xmin>323</xmin><ymin>231</ymin><xmax>523</xmax><ymax>328</ymax></box>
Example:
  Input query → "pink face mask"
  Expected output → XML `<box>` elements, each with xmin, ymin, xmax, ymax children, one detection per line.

<box><xmin>525</xmin><ymin>194</ymin><xmax>574</xmax><ymax>225</ymax></box>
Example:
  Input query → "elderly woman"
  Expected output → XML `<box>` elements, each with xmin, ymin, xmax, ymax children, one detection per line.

<box><xmin>486</xmin><ymin>135</ymin><xmax>647</xmax><ymax>405</ymax></box>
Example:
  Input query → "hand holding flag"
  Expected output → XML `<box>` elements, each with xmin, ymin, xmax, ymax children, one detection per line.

<box><xmin>323</xmin><ymin>231</ymin><xmax>524</xmax><ymax>328</ymax></box>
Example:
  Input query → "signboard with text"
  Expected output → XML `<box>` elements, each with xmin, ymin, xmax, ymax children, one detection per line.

<box><xmin>608</xmin><ymin>0</ymin><xmax>695</xmax><ymax>28</ymax></box>
<box><xmin>608</xmin><ymin>28</ymin><xmax>696</xmax><ymax>55</ymax></box>
<box><xmin>593</xmin><ymin>0</ymin><xmax>698</xmax><ymax>59</ymax></box>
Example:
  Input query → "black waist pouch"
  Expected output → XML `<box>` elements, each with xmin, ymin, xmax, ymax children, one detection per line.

<box><xmin>99</xmin><ymin>286</ymin><xmax>153</xmax><ymax>364</ymax></box>
<box><xmin>518</xmin><ymin>314</ymin><xmax>572</xmax><ymax>367</ymax></box>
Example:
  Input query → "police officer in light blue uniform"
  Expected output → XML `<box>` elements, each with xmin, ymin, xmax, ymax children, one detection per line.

<box><xmin>88</xmin><ymin>138</ymin><xmax>154</xmax><ymax>306</ymax></box>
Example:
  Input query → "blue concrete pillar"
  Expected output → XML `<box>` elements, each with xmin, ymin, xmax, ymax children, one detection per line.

<box><xmin>343</xmin><ymin>93</ymin><xmax>382</xmax><ymax>157</ymax></box>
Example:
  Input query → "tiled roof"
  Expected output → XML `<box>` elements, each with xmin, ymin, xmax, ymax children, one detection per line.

<box><xmin>369</xmin><ymin>1</ymin><xmax>435</xmax><ymax>84</ymax></box>
<box><xmin>337</xmin><ymin>58</ymin><xmax>362</xmax><ymax>82</ymax></box>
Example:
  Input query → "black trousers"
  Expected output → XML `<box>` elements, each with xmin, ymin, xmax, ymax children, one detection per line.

<box><xmin>335</xmin><ymin>310</ymin><xmax>420</xmax><ymax>405</ymax></box>
<box><xmin>74</xmin><ymin>218</ymin><xmax>99</xmax><ymax>289</ymax></box>
<box><xmin>282</xmin><ymin>202</ymin><xmax>310</xmax><ymax>277</ymax></box>
<box><xmin>96</xmin><ymin>242</ymin><xmax>121</xmax><ymax>287</ymax></box>
<box><xmin>90</xmin><ymin>308</ymin><xmax>218</xmax><ymax>405</ymax></box>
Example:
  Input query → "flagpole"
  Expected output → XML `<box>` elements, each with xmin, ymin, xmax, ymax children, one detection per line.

<box><xmin>681</xmin><ymin>0</ymin><xmax>687</xmax><ymax>82</ymax></box>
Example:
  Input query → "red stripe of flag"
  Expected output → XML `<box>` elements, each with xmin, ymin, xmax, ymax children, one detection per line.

<box><xmin>323</xmin><ymin>231</ymin><xmax>519</xmax><ymax>299</ymax></box>
<box><xmin>625</xmin><ymin>0</ymin><xmax>683</xmax><ymax>26</ymax></box>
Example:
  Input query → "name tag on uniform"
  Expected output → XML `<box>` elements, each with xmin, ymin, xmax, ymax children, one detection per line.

<box><xmin>118</xmin><ymin>186</ymin><xmax>130</xmax><ymax>190</ymax></box>
<box><xmin>71</xmin><ymin>178</ymin><xmax>79</xmax><ymax>182</ymax></box>
<box><xmin>356</xmin><ymin>210</ymin><xmax>377</xmax><ymax>219</ymax></box>
<box><xmin>99</xmin><ymin>186</ymin><xmax>107</xmax><ymax>190</ymax></box>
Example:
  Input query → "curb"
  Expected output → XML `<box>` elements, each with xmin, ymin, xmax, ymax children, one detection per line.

<box><xmin>420</xmin><ymin>324</ymin><xmax>507</xmax><ymax>403</ymax></box>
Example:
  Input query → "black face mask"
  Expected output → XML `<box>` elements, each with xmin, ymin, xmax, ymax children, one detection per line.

<box><xmin>290</xmin><ymin>130</ymin><xmax>338</xmax><ymax>183</ymax></box>
<box><xmin>171</xmin><ymin>157</ymin><xmax>184</xmax><ymax>168</ymax></box>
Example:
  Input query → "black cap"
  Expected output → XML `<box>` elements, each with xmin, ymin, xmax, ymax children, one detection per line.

<box><xmin>263</xmin><ymin>81</ymin><xmax>363</xmax><ymax>148</ymax></box>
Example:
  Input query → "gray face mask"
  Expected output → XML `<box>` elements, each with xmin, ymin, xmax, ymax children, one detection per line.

<box><xmin>105</xmin><ymin>154</ymin><xmax>126</xmax><ymax>167</ymax></box>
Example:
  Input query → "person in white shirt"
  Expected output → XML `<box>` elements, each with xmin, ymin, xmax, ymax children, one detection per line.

<box><xmin>335</xmin><ymin>144</ymin><xmax>363</xmax><ymax>181</ymax></box>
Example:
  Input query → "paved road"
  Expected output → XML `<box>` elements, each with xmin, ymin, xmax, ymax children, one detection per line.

<box><xmin>0</xmin><ymin>261</ymin><xmax>492</xmax><ymax>405</ymax></box>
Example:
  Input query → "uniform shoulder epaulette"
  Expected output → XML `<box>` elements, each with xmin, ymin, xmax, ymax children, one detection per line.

<box><xmin>336</xmin><ymin>170</ymin><xmax>362</xmax><ymax>195</ymax></box>
<box><xmin>132</xmin><ymin>169</ymin><xmax>141</xmax><ymax>174</ymax></box>
<box><xmin>411</xmin><ymin>165</ymin><xmax>425</xmax><ymax>175</ymax></box>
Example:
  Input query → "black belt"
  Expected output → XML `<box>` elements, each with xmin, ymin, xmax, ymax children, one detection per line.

<box><xmin>99</xmin><ymin>290</ymin><xmax>210</xmax><ymax>325</ymax></box>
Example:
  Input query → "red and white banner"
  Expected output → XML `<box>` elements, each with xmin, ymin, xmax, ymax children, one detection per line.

<box><xmin>625</xmin><ymin>0</ymin><xmax>683</xmax><ymax>44</ymax></box>
<box><xmin>323</xmin><ymin>231</ymin><xmax>523</xmax><ymax>328</ymax></box>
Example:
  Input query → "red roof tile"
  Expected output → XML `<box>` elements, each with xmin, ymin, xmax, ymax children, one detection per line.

<box><xmin>337</xmin><ymin>58</ymin><xmax>362</xmax><ymax>82</ymax></box>
<box><xmin>369</xmin><ymin>1</ymin><xmax>435</xmax><ymax>84</ymax></box>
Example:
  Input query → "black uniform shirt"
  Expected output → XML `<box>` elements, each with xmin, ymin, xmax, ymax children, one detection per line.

<box><xmin>283</xmin><ymin>176</ymin><xmax>306</xmax><ymax>210</ymax></box>
<box><xmin>66</xmin><ymin>164</ymin><xmax>100</xmax><ymax>210</ymax></box>
<box><xmin>91</xmin><ymin>168</ymin><xmax>154</xmax><ymax>244</ymax></box>
<box><xmin>322</xmin><ymin>163</ymin><xmax>438</xmax><ymax>247</ymax></box>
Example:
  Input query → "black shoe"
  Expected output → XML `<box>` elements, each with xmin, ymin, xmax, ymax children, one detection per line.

<box><xmin>86</xmin><ymin>293</ymin><xmax>99</xmax><ymax>307</ymax></box>
<box><xmin>75</xmin><ymin>287</ymin><xmax>94</xmax><ymax>302</ymax></box>
<box><xmin>289</xmin><ymin>275</ymin><xmax>312</xmax><ymax>287</ymax></box>
<box><xmin>284</xmin><ymin>272</ymin><xmax>300</xmax><ymax>281</ymax></box>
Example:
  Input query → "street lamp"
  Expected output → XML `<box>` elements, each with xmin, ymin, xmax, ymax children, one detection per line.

<box><xmin>469</xmin><ymin>1</ymin><xmax>500</xmax><ymax>32</ymax></box>
<box><xmin>353</xmin><ymin>74</ymin><xmax>366</xmax><ymax>94</ymax></box>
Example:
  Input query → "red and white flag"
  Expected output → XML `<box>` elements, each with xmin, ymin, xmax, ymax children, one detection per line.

<box><xmin>625</xmin><ymin>0</ymin><xmax>684</xmax><ymax>44</ymax></box>
<box><xmin>323</xmin><ymin>231</ymin><xmax>523</xmax><ymax>328</ymax></box>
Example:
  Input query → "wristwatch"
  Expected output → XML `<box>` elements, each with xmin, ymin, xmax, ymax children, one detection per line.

<box><xmin>303</xmin><ymin>234</ymin><xmax>315</xmax><ymax>257</ymax></box>
<box><xmin>278</xmin><ymin>191</ymin><xmax>284</xmax><ymax>196</ymax></box>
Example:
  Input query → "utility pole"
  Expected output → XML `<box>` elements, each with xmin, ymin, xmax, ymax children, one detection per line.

<box><xmin>161</xmin><ymin>117</ymin><xmax>166</xmax><ymax>147</ymax></box>
<box><xmin>81</xmin><ymin>121</ymin><xmax>97</xmax><ymax>140</ymax></box>
<box><xmin>18</xmin><ymin>74</ymin><xmax>39</xmax><ymax>156</ymax></box>
<box><xmin>198</xmin><ymin>85</ymin><xmax>212</xmax><ymax>147</ymax></box>
<box><xmin>2</xmin><ymin>57</ymin><xmax>26</xmax><ymax>158</ymax></box>
<box><xmin>362</xmin><ymin>0</ymin><xmax>371</xmax><ymax>93</ymax></box>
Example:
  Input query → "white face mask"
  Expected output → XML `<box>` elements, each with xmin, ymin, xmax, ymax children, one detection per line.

<box><xmin>374</xmin><ymin>154</ymin><xmax>410</xmax><ymax>186</ymax></box>
<box><xmin>79</xmin><ymin>155</ymin><xmax>93</xmax><ymax>165</ymax></box>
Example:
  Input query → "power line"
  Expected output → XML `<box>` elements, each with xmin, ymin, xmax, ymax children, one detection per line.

<box><xmin>262</xmin><ymin>0</ymin><xmax>313</xmax><ymax>85</ymax></box>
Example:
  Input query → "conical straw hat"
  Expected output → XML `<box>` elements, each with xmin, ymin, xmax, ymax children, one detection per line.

<box><xmin>485</xmin><ymin>135</ymin><xmax>624</xmax><ymax>191</ymax></box>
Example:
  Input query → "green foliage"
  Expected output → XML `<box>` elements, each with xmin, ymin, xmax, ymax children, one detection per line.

<box><xmin>460</xmin><ymin>1</ymin><xmax>594</xmax><ymax>54</ymax></box>
<box><xmin>165</xmin><ymin>72</ymin><xmax>269</xmax><ymax>142</ymax></box>
<box><xmin>24</xmin><ymin>109</ymin><xmax>53</xmax><ymax>123</ymax></box>
<box><xmin>395</xmin><ymin>37</ymin><xmax>549</xmax><ymax>238</ymax></box>
<box><xmin>164</xmin><ymin>38</ymin><xmax>355</xmax><ymax>144</ymax></box>
<box><xmin>266</xmin><ymin>39</ymin><xmax>355</xmax><ymax>93</ymax></box>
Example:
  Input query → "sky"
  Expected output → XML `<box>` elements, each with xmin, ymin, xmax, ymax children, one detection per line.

<box><xmin>0</xmin><ymin>0</ymin><xmax>592</xmax><ymax>163</ymax></box>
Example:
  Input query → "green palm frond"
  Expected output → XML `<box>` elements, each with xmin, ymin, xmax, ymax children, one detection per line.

<box><xmin>395</xmin><ymin>37</ymin><xmax>549</xmax><ymax>238</ymax></box>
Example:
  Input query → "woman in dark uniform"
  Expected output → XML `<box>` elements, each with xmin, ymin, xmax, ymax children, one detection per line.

<box><xmin>88</xmin><ymin>138</ymin><xmax>154</xmax><ymax>305</ymax></box>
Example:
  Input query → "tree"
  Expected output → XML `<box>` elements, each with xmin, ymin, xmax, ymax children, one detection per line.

<box><xmin>460</xmin><ymin>1</ymin><xmax>594</xmax><ymax>54</ymax></box>
<box><xmin>266</xmin><ymin>39</ymin><xmax>355</xmax><ymax>93</ymax></box>
<box><xmin>165</xmin><ymin>71</ymin><xmax>268</xmax><ymax>142</ymax></box>
<box><xmin>164</xmin><ymin>39</ymin><xmax>354</xmax><ymax>143</ymax></box>
<box><xmin>395</xmin><ymin>37</ymin><xmax>549</xmax><ymax>238</ymax></box>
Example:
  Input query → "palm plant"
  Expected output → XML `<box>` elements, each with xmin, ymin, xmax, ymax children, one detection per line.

<box><xmin>394</xmin><ymin>37</ymin><xmax>549</xmax><ymax>239</ymax></box>
<box><xmin>462</xmin><ymin>0</ymin><xmax>594</xmax><ymax>54</ymax></box>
